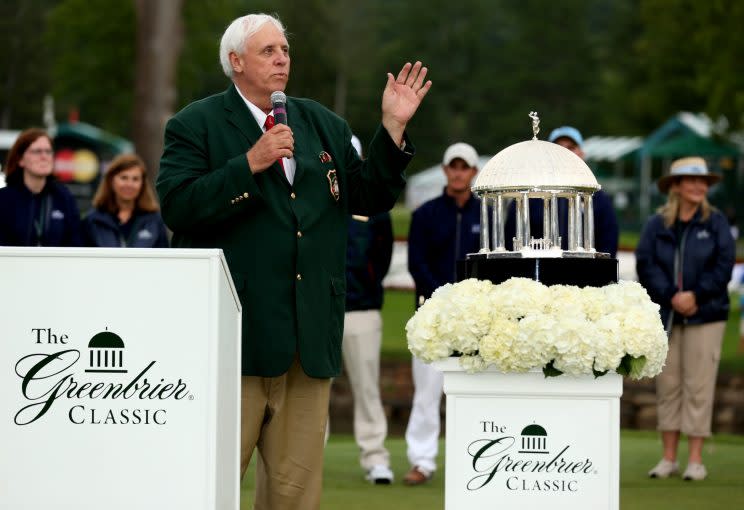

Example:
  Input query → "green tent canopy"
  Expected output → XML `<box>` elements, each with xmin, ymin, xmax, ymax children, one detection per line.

<box><xmin>648</xmin><ymin>131</ymin><xmax>739</xmax><ymax>158</ymax></box>
<box><xmin>53</xmin><ymin>121</ymin><xmax>133</xmax><ymax>157</ymax></box>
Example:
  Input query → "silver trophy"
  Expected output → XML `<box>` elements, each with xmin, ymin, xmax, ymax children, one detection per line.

<box><xmin>471</xmin><ymin>112</ymin><xmax>605</xmax><ymax>259</ymax></box>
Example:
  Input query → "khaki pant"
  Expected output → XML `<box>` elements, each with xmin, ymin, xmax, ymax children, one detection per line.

<box><xmin>656</xmin><ymin>321</ymin><xmax>725</xmax><ymax>437</ymax></box>
<box><xmin>340</xmin><ymin>310</ymin><xmax>390</xmax><ymax>470</ymax></box>
<box><xmin>241</xmin><ymin>357</ymin><xmax>331</xmax><ymax>510</ymax></box>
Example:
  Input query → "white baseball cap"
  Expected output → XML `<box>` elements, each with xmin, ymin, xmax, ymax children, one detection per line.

<box><xmin>443</xmin><ymin>142</ymin><xmax>478</xmax><ymax>168</ymax></box>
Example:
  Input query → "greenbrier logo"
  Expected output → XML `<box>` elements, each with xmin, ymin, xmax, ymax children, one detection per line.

<box><xmin>86</xmin><ymin>329</ymin><xmax>127</xmax><ymax>374</ymax></box>
<box><xmin>519</xmin><ymin>423</ymin><xmax>548</xmax><ymax>454</ymax></box>
<box><xmin>467</xmin><ymin>422</ymin><xmax>596</xmax><ymax>492</ymax></box>
<box><xmin>13</xmin><ymin>327</ymin><xmax>192</xmax><ymax>426</ymax></box>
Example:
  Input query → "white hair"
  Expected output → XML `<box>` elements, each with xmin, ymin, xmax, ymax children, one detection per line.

<box><xmin>219</xmin><ymin>14</ymin><xmax>286</xmax><ymax>78</ymax></box>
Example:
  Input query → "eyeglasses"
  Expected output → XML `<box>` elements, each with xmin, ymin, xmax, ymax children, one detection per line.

<box><xmin>27</xmin><ymin>148</ymin><xmax>54</xmax><ymax>156</ymax></box>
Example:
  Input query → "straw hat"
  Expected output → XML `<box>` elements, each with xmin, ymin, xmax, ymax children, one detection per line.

<box><xmin>657</xmin><ymin>157</ymin><xmax>722</xmax><ymax>193</ymax></box>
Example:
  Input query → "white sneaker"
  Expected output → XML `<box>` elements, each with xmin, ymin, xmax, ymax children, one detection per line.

<box><xmin>683</xmin><ymin>462</ymin><xmax>707</xmax><ymax>481</ymax></box>
<box><xmin>648</xmin><ymin>458</ymin><xmax>679</xmax><ymax>478</ymax></box>
<box><xmin>365</xmin><ymin>464</ymin><xmax>394</xmax><ymax>485</ymax></box>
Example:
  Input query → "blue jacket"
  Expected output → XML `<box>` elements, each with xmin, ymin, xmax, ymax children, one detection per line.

<box><xmin>0</xmin><ymin>179</ymin><xmax>82</xmax><ymax>247</ymax></box>
<box><xmin>504</xmin><ymin>190</ymin><xmax>619</xmax><ymax>257</ymax></box>
<box><xmin>635</xmin><ymin>209</ymin><xmax>734</xmax><ymax>327</ymax></box>
<box><xmin>83</xmin><ymin>209</ymin><xmax>169</xmax><ymax>248</ymax></box>
<box><xmin>345</xmin><ymin>213</ymin><xmax>393</xmax><ymax>311</ymax></box>
<box><xmin>408</xmin><ymin>190</ymin><xmax>481</xmax><ymax>303</ymax></box>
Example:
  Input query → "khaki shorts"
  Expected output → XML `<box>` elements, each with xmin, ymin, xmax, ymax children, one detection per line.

<box><xmin>656</xmin><ymin>321</ymin><xmax>725</xmax><ymax>437</ymax></box>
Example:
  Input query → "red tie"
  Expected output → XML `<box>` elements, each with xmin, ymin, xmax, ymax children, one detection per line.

<box><xmin>264</xmin><ymin>114</ymin><xmax>285</xmax><ymax>172</ymax></box>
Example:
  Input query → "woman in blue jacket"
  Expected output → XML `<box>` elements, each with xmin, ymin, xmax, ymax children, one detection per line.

<box><xmin>636</xmin><ymin>157</ymin><xmax>735</xmax><ymax>482</ymax></box>
<box><xmin>0</xmin><ymin>128</ymin><xmax>82</xmax><ymax>246</ymax></box>
<box><xmin>83</xmin><ymin>154</ymin><xmax>168</xmax><ymax>248</ymax></box>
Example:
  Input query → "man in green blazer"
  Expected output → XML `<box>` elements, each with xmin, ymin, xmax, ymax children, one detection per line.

<box><xmin>156</xmin><ymin>13</ymin><xmax>430</xmax><ymax>509</ymax></box>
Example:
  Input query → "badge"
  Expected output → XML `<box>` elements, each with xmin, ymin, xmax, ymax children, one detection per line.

<box><xmin>327</xmin><ymin>169</ymin><xmax>340</xmax><ymax>201</ymax></box>
<box><xmin>319</xmin><ymin>151</ymin><xmax>332</xmax><ymax>163</ymax></box>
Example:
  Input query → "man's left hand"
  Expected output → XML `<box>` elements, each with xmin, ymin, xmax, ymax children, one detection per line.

<box><xmin>381</xmin><ymin>61</ymin><xmax>432</xmax><ymax>146</ymax></box>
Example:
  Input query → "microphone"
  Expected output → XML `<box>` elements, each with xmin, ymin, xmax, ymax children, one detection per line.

<box><xmin>270</xmin><ymin>91</ymin><xmax>287</xmax><ymax>125</ymax></box>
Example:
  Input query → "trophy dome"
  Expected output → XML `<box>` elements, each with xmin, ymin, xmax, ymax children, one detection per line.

<box><xmin>469</xmin><ymin>112</ymin><xmax>609</xmax><ymax>258</ymax></box>
<box><xmin>472</xmin><ymin>139</ymin><xmax>600</xmax><ymax>194</ymax></box>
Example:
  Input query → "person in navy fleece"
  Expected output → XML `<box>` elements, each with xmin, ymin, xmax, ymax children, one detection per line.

<box><xmin>637</xmin><ymin>156</ymin><xmax>734</xmax><ymax>482</ymax></box>
<box><xmin>0</xmin><ymin>128</ymin><xmax>82</xmax><ymax>247</ymax></box>
<box><xmin>83</xmin><ymin>153</ymin><xmax>168</xmax><ymax>248</ymax></box>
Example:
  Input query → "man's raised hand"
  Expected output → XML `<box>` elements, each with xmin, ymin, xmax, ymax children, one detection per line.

<box><xmin>381</xmin><ymin>61</ymin><xmax>432</xmax><ymax>145</ymax></box>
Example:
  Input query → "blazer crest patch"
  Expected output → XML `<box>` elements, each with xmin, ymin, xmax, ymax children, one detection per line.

<box><xmin>319</xmin><ymin>151</ymin><xmax>332</xmax><ymax>163</ymax></box>
<box><xmin>326</xmin><ymin>169</ymin><xmax>340</xmax><ymax>201</ymax></box>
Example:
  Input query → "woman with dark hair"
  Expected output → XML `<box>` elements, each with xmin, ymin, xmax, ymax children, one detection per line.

<box><xmin>83</xmin><ymin>153</ymin><xmax>168</xmax><ymax>247</ymax></box>
<box><xmin>636</xmin><ymin>156</ymin><xmax>735</xmax><ymax>481</ymax></box>
<box><xmin>0</xmin><ymin>128</ymin><xmax>82</xmax><ymax>246</ymax></box>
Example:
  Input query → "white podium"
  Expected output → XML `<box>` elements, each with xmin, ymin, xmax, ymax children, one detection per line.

<box><xmin>0</xmin><ymin>248</ymin><xmax>241</xmax><ymax>510</ymax></box>
<box><xmin>434</xmin><ymin>358</ymin><xmax>622</xmax><ymax>510</ymax></box>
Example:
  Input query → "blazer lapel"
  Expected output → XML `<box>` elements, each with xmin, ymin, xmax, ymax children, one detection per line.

<box><xmin>223</xmin><ymin>85</ymin><xmax>263</xmax><ymax>148</ymax></box>
<box><xmin>223</xmin><ymin>85</ymin><xmax>290</xmax><ymax>188</ymax></box>
<box><xmin>287</xmin><ymin>98</ymin><xmax>312</xmax><ymax>186</ymax></box>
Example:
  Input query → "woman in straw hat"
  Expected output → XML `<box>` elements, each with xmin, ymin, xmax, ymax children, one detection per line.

<box><xmin>636</xmin><ymin>156</ymin><xmax>735</xmax><ymax>481</ymax></box>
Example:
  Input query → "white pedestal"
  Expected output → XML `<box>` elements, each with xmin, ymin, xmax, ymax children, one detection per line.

<box><xmin>434</xmin><ymin>357</ymin><xmax>622</xmax><ymax>510</ymax></box>
<box><xmin>0</xmin><ymin>248</ymin><xmax>241</xmax><ymax>510</ymax></box>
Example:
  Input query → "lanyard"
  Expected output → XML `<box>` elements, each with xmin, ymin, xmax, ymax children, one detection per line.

<box><xmin>118</xmin><ymin>216</ymin><xmax>141</xmax><ymax>247</ymax></box>
<box><xmin>33</xmin><ymin>195</ymin><xmax>51</xmax><ymax>246</ymax></box>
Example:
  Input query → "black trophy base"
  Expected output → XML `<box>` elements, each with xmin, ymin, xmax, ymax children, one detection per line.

<box><xmin>457</xmin><ymin>255</ymin><xmax>618</xmax><ymax>288</ymax></box>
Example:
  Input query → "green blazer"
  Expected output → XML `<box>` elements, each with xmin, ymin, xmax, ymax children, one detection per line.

<box><xmin>156</xmin><ymin>85</ymin><xmax>413</xmax><ymax>377</ymax></box>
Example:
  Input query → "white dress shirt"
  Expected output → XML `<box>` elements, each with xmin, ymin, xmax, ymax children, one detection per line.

<box><xmin>235</xmin><ymin>85</ymin><xmax>296</xmax><ymax>184</ymax></box>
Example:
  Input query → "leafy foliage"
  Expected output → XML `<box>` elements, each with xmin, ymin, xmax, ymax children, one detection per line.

<box><xmin>44</xmin><ymin>0</ymin><xmax>136</xmax><ymax>135</ymax></box>
<box><xmin>3</xmin><ymin>0</ymin><xmax>743</xmax><ymax>165</ymax></box>
<box><xmin>0</xmin><ymin>0</ymin><xmax>57</xmax><ymax>128</ymax></box>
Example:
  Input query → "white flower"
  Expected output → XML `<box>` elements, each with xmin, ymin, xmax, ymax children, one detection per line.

<box><xmin>405</xmin><ymin>276</ymin><xmax>668</xmax><ymax>379</ymax></box>
<box><xmin>437</xmin><ymin>278</ymin><xmax>495</xmax><ymax>355</ymax></box>
<box><xmin>490</xmin><ymin>277</ymin><xmax>552</xmax><ymax>319</ymax></box>
<box><xmin>546</xmin><ymin>284</ymin><xmax>586</xmax><ymax>319</ymax></box>
<box><xmin>592</xmin><ymin>314</ymin><xmax>625</xmax><ymax>373</ymax></box>
<box><xmin>551</xmin><ymin>314</ymin><xmax>595</xmax><ymax>375</ymax></box>
<box><xmin>479</xmin><ymin>317</ymin><xmax>521</xmax><ymax>372</ymax></box>
<box><xmin>459</xmin><ymin>354</ymin><xmax>488</xmax><ymax>373</ymax></box>
<box><xmin>405</xmin><ymin>298</ymin><xmax>451</xmax><ymax>362</ymax></box>
<box><xmin>580</xmin><ymin>285</ymin><xmax>612</xmax><ymax>321</ymax></box>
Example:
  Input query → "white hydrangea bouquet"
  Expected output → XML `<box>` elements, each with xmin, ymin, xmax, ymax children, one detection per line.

<box><xmin>406</xmin><ymin>277</ymin><xmax>668</xmax><ymax>379</ymax></box>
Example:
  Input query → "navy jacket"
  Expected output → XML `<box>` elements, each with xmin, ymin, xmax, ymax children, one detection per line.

<box><xmin>504</xmin><ymin>190</ymin><xmax>619</xmax><ymax>257</ymax></box>
<box><xmin>635</xmin><ymin>209</ymin><xmax>734</xmax><ymax>327</ymax></box>
<box><xmin>408</xmin><ymin>190</ymin><xmax>481</xmax><ymax>303</ymax></box>
<box><xmin>345</xmin><ymin>213</ymin><xmax>393</xmax><ymax>311</ymax></box>
<box><xmin>0</xmin><ymin>179</ymin><xmax>82</xmax><ymax>247</ymax></box>
<box><xmin>83</xmin><ymin>209</ymin><xmax>169</xmax><ymax>248</ymax></box>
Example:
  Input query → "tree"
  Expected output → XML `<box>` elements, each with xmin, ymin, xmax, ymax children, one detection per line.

<box><xmin>44</xmin><ymin>0</ymin><xmax>136</xmax><ymax>134</ymax></box>
<box><xmin>0</xmin><ymin>0</ymin><xmax>56</xmax><ymax>129</ymax></box>
<box><xmin>132</xmin><ymin>0</ymin><xmax>184</xmax><ymax>183</ymax></box>
<box><xmin>617</xmin><ymin>0</ymin><xmax>744</xmax><ymax>131</ymax></box>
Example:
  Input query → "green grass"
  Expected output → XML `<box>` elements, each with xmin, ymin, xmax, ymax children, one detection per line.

<box><xmin>381</xmin><ymin>289</ymin><xmax>415</xmax><ymax>361</ymax></box>
<box><xmin>240</xmin><ymin>431</ymin><xmax>744</xmax><ymax>509</ymax></box>
<box><xmin>720</xmin><ymin>293</ymin><xmax>744</xmax><ymax>373</ymax></box>
<box><xmin>382</xmin><ymin>289</ymin><xmax>744</xmax><ymax>373</ymax></box>
<box><xmin>391</xmin><ymin>204</ymin><xmax>411</xmax><ymax>240</ymax></box>
<box><xmin>618</xmin><ymin>230</ymin><xmax>641</xmax><ymax>251</ymax></box>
